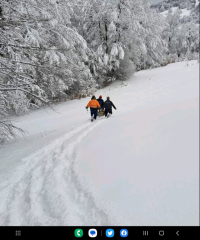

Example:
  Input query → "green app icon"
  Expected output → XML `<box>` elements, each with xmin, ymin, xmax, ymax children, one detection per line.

<box><xmin>75</xmin><ymin>229</ymin><xmax>83</xmax><ymax>238</ymax></box>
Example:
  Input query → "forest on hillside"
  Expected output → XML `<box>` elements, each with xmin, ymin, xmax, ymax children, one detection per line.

<box><xmin>151</xmin><ymin>0</ymin><xmax>199</xmax><ymax>23</ymax></box>
<box><xmin>0</xmin><ymin>0</ymin><xmax>199</xmax><ymax>142</ymax></box>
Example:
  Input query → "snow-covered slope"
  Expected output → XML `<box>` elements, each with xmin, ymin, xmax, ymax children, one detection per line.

<box><xmin>0</xmin><ymin>61</ymin><xmax>199</xmax><ymax>226</ymax></box>
<box><xmin>152</xmin><ymin>0</ymin><xmax>199</xmax><ymax>22</ymax></box>
<box><xmin>160</xmin><ymin>6</ymin><xmax>191</xmax><ymax>18</ymax></box>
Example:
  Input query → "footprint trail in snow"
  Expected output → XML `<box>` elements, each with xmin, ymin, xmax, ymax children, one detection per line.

<box><xmin>0</xmin><ymin>119</ymin><xmax>113</xmax><ymax>226</ymax></box>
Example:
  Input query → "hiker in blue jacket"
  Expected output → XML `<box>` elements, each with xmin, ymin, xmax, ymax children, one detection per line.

<box><xmin>96</xmin><ymin>95</ymin><xmax>104</xmax><ymax>110</ymax></box>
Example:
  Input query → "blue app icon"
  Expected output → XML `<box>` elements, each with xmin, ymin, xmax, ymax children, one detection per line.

<box><xmin>106</xmin><ymin>229</ymin><xmax>115</xmax><ymax>238</ymax></box>
<box><xmin>120</xmin><ymin>229</ymin><xmax>128</xmax><ymax>237</ymax></box>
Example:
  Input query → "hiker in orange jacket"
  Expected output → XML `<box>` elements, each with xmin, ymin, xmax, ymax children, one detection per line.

<box><xmin>86</xmin><ymin>96</ymin><xmax>100</xmax><ymax>121</ymax></box>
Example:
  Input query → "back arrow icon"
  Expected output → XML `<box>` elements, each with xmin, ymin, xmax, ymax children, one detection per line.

<box><xmin>176</xmin><ymin>231</ymin><xmax>179</xmax><ymax>236</ymax></box>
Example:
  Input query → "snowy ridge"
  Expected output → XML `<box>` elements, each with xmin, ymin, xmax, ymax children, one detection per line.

<box><xmin>160</xmin><ymin>7</ymin><xmax>191</xmax><ymax>18</ymax></box>
<box><xmin>0</xmin><ymin>119</ymin><xmax>120</xmax><ymax>226</ymax></box>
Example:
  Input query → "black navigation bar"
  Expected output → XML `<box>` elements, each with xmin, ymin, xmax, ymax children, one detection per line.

<box><xmin>0</xmin><ymin>226</ymin><xmax>199</xmax><ymax>238</ymax></box>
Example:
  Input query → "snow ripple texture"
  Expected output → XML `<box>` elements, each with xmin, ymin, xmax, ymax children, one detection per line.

<box><xmin>0</xmin><ymin>119</ymin><xmax>111</xmax><ymax>226</ymax></box>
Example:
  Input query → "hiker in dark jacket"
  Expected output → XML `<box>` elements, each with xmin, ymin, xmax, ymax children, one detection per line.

<box><xmin>96</xmin><ymin>95</ymin><xmax>104</xmax><ymax>109</ymax></box>
<box><xmin>103</xmin><ymin>96</ymin><xmax>117</xmax><ymax>117</ymax></box>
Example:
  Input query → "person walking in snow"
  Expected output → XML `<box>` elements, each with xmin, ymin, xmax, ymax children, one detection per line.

<box><xmin>104</xmin><ymin>96</ymin><xmax>117</xmax><ymax>117</ymax></box>
<box><xmin>86</xmin><ymin>96</ymin><xmax>100</xmax><ymax>121</ymax></box>
<box><xmin>96</xmin><ymin>95</ymin><xmax>104</xmax><ymax>110</ymax></box>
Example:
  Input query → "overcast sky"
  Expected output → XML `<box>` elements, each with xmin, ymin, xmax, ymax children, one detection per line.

<box><xmin>150</xmin><ymin>0</ymin><xmax>164</xmax><ymax>4</ymax></box>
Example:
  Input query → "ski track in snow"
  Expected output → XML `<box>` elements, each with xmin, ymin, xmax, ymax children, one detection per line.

<box><xmin>0</xmin><ymin>118</ymin><xmax>112</xmax><ymax>226</ymax></box>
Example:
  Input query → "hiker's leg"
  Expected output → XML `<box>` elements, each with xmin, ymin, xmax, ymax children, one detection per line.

<box><xmin>94</xmin><ymin>109</ymin><xmax>98</xmax><ymax>119</ymax></box>
<box><xmin>105</xmin><ymin>109</ymin><xmax>108</xmax><ymax>117</ymax></box>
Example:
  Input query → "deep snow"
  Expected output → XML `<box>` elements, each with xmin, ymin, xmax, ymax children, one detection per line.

<box><xmin>0</xmin><ymin>60</ymin><xmax>199</xmax><ymax>226</ymax></box>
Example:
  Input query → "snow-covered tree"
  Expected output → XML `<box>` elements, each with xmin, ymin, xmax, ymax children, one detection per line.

<box><xmin>80</xmin><ymin>0</ymin><xmax>168</xmax><ymax>82</ymax></box>
<box><xmin>166</xmin><ymin>8</ymin><xmax>182</xmax><ymax>56</ymax></box>
<box><xmin>165</xmin><ymin>6</ymin><xmax>199</xmax><ymax>59</ymax></box>
<box><xmin>0</xmin><ymin>0</ymin><xmax>97</xmax><ymax>142</ymax></box>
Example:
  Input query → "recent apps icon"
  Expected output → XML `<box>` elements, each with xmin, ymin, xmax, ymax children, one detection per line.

<box><xmin>120</xmin><ymin>229</ymin><xmax>128</xmax><ymax>237</ymax></box>
<box><xmin>106</xmin><ymin>229</ymin><xmax>115</xmax><ymax>237</ymax></box>
<box><xmin>88</xmin><ymin>229</ymin><xmax>97</xmax><ymax>238</ymax></box>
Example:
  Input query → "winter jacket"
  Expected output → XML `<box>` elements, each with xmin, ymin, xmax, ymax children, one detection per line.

<box><xmin>97</xmin><ymin>98</ymin><xmax>104</xmax><ymax>109</ymax></box>
<box><xmin>86</xmin><ymin>99</ymin><xmax>100</xmax><ymax>109</ymax></box>
<box><xmin>104</xmin><ymin>100</ymin><xmax>116</xmax><ymax>110</ymax></box>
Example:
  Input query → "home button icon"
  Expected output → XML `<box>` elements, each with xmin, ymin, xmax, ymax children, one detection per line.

<box><xmin>159</xmin><ymin>230</ymin><xmax>164</xmax><ymax>236</ymax></box>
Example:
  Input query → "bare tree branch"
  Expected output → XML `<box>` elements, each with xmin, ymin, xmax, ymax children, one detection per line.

<box><xmin>0</xmin><ymin>87</ymin><xmax>48</xmax><ymax>104</ymax></box>
<box><xmin>0</xmin><ymin>42</ymin><xmax>71</xmax><ymax>51</ymax></box>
